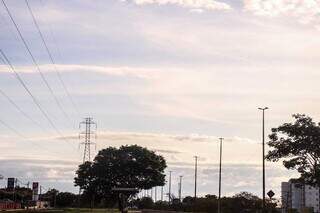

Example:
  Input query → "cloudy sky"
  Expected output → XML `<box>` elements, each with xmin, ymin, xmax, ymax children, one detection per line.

<box><xmin>0</xmin><ymin>0</ymin><xmax>320</xmax><ymax>199</ymax></box>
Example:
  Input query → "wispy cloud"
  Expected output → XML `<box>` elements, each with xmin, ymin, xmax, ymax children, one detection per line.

<box><xmin>0</xmin><ymin>64</ymin><xmax>163</xmax><ymax>79</ymax></box>
<box><xmin>125</xmin><ymin>0</ymin><xmax>232</xmax><ymax>11</ymax></box>
<box><xmin>154</xmin><ymin>149</ymin><xmax>183</xmax><ymax>154</ymax></box>
<box><xmin>57</xmin><ymin>130</ymin><xmax>258</xmax><ymax>145</ymax></box>
<box><xmin>244</xmin><ymin>0</ymin><xmax>320</xmax><ymax>27</ymax></box>
<box><xmin>0</xmin><ymin>157</ymin><xmax>296</xmax><ymax>197</ymax></box>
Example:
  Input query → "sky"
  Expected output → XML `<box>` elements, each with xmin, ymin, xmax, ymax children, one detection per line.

<box><xmin>0</xmin><ymin>0</ymin><xmax>320</xmax><ymax>200</ymax></box>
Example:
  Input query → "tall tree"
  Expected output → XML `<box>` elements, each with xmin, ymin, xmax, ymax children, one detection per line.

<box><xmin>75</xmin><ymin>145</ymin><xmax>167</xmax><ymax>198</ymax></box>
<box><xmin>266</xmin><ymin>114</ymin><xmax>320</xmax><ymax>185</ymax></box>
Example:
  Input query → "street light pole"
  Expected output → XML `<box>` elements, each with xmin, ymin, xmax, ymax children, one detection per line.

<box><xmin>169</xmin><ymin>171</ymin><xmax>172</xmax><ymax>204</ymax></box>
<box><xmin>161</xmin><ymin>186</ymin><xmax>163</xmax><ymax>201</ymax></box>
<box><xmin>218</xmin><ymin>138</ymin><xmax>224</xmax><ymax>213</ymax></box>
<box><xmin>258</xmin><ymin>107</ymin><xmax>268</xmax><ymax>212</ymax></box>
<box><xmin>194</xmin><ymin>156</ymin><xmax>198</xmax><ymax>200</ymax></box>
<box><xmin>179</xmin><ymin>176</ymin><xmax>183</xmax><ymax>202</ymax></box>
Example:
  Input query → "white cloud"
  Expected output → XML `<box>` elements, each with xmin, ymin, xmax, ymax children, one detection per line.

<box><xmin>126</xmin><ymin>0</ymin><xmax>232</xmax><ymax>11</ymax></box>
<box><xmin>55</xmin><ymin>130</ymin><xmax>263</xmax><ymax>167</ymax></box>
<box><xmin>0</xmin><ymin>64</ymin><xmax>163</xmax><ymax>79</ymax></box>
<box><xmin>244</xmin><ymin>0</ymin><xmax>320</xmax><ymax>26</ymax></box>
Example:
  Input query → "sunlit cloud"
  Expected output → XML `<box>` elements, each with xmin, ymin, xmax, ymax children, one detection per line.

<box><xmin>125</xmin><ymin>0</ymin><xmax>232</xmax><ymax>11</ymax></box>
<box><xmin>244</xmin><ymin>0</ymin><xmax>320</xmax><ymax>27</ymax></box>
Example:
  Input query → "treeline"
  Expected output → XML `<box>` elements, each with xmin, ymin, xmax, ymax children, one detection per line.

<box><xmin>0</xmin><ymin>187</ymin><xmax>32</xmax><ymax>203</ymax></box>
<box><xmin>0</xmin><ymin>188</ymin><xmax>78</xmax><ymax>208</ymax></box>
<box><xmin>132</xmin><ymin>192</ymin><xmax>279</xmax><ymax>213</ymax></box>
<box><xmin>1</xmin><ymin>188</ymin><xmax>280</xmax><ymax>212</ymax></box>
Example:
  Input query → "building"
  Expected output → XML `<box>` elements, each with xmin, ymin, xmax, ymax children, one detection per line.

<box><xmin>282</xmin><ymin>179</ymin><xmax>319</xmax><ymax>213</ymax></box>
<box><xmin>0</xmin><ymin>199</ymin><xmax>21</xmax><ymax>210</ymax></box>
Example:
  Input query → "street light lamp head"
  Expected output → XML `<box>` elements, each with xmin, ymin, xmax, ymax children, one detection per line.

<box><xmin>258</xmin><ymin>107</ymin><xmax>269</xmax><ymax>110</ymax></box>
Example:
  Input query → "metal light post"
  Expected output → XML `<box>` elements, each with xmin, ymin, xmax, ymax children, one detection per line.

<box><xmin>151</xmin><ymin>188</ymin><xmax>153</xmax><ymax>200</ymax></box>
<box><xmin>194</xmin><ymin>156</ymin><xmax>198</xmax><ymax>199</ymax></box>
<box><xmin>168</xmin><ymin>171</ymin><xmax>172</xmax><ymax>204</ymax></box>
<box><xmin>258</xmin><ymin>107</ymin><xmax>268</xmax><ymax>212</ymax></box>
<box><xmin>218</xmin><ymin>138</ymin><xmax>224</xmax><ymax>213</ymax></box>
<box><xmin>161</xmin><ymin>186</ymin><xmax>164</xmax><ymax>201</ymax></box>
<box><xmin>178</xmin><ymin>176</ymin><xmax>183</xmax><ymax>202</ymax></box>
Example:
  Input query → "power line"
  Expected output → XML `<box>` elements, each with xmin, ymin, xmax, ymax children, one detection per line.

<box><xmin>0</xmin><ymin>117</ymin><xmax>70</xmax><ymax>157</ymax></box>
<box><xmin>25</xmin><ymin>0</ymin><xmax>79</xmax><ymax>122</ymax></box>
<box><xmin>0</xmin><ymin>118</ymin><xmax>24</xmax><ymax>138</ymax></box>
<box><xmin>0</xmin><ymin>88</ymin><xmax>48</xmax><ymax>133</ymax></box>
<box><xmin>1</xmin><ymin>0</ymin><xmax>72</xmax><ymax>127</ymax></box>
<box><xmin>0</xmin><ymin>49</ymin><xmax>73</xmax><ymax>147</ymax></box>
<box><xmin>38</xmin><ymin>0</ymin><xmax>81</xmax><ymax>117</ymax></box>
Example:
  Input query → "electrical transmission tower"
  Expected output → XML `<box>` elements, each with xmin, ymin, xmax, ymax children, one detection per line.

<box><xmin>79</xmin><ymin>118</ymin><xmax>97</xmax><ymax>162</ymax></box>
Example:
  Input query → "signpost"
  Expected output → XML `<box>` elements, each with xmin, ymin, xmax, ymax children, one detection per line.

<box><xmin>7</xmin><ymin>178</ymin><xmax>15</xmax><ymax>190</ymax></box>
<box><xmin>32</xmin><ymin>182</ymin><xmax>39</xmax><ymax>201</ymax></box>
<box><xmin>267</xmin><ymin>190</ymin><xmax>275</xmax><ymax>199</ymax></box>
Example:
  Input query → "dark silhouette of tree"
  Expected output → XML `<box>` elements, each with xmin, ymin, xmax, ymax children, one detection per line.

<box><xmin>267</xmin><ymin>114</ymin><xmax>320</xmax><ymax>185</ymax></box>
<box><xmin>133</xmin><ymin>192</ymin><xmax>277</xmax><ymax>213</ymax></box>
<box><xmin>136</xmin><ymin>197</ymin><xmax>154</xmax><ymax>209</ymax></box>
<box><xmin>75</xmin><ymin>145</ymin><xmax>167</xmax><ymax>199</ymax></box>
<box><xmin>56</xmin><ymin>192</ymin><xmax>77</xmax><ymax>207</ymax></box>
<box><xmin>41</xmin><ymin>189</ymin><xmax>59</xmax><ymax>207</ymax></box>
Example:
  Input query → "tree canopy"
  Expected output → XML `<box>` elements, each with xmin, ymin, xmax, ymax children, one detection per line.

<box><xmin>266</xmin><ymin>114</ymin><xmax>320</xmax><ymax>185</ymax></box>
<box><xmin>74</xmin><ymin>145</ymin><xmax>167</xmax><ymax>198</ymax></box>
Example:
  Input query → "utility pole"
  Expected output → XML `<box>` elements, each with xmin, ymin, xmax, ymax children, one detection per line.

<box><xmin>178</xmin><ymin>176</ymin><xmax>183</xmax><ymax>202</ymax></box>
<box><xmin>258</xmin><ymin>107</ymin><xmax>268</xmax><ymax>212</ymax></box>
<box><xmin>161</xmin><ymin>186</ymin><xmax>164</xmax><ymax>201</ymax></box>
<box><xmin>168</xmin><ymin>171</ymin><xmax>172</xmax><ymax>204</ymax></box>
<box><xmin>151</xmin><ymin>188</ymin><xmax>153</xmax><ymax>200</ymax></box>
<box><xmin>194</xmin><ymin>156</ymin><xmax>198</xmax><ymax>199</ymax></box>
<box><xmin>218</xmin><ymin>138</ymin><xmax>224</xmax><ymax>213</ymax></box>
<box><xmin>40</xmin><ymin>185</ymin><xmax>42</xmax><ymax>201</ymax></box>
<box><xmin>79</xmin><ymin>117</ymin><xmax>97</xmax><ymax>162</ymax></box>
<box><xmin>54</xmin><ymin>190</ymin><xmax>57</xmax><ymax>208</ymax></box>
<box><xmin>154</xmin><ymin>187</ymin><xmax>157</xmax><ymax>202</ymax></box>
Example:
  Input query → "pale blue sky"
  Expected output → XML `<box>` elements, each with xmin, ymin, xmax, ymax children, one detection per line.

<box><xmin>0</xmin><ymin>0</ymin><xmax>320</xmax><ymax>199</ymax></box>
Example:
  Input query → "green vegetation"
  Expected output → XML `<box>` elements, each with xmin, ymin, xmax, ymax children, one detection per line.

<box><xmin>75</xmin><ymin>145</ymin><xmax>167</xmax><ymax>205</ymax></box>
<box><xmin>4</xmin><ymin>209</ymin><xmax>119</xmax><ymax>213</ymax></box>
<box><xmin>267</xmin><ymin>114</ymin><xmax>320</xmax><ymax>185</ymax></box>
<box><xmin>131</xmin><ymin>192</ymin><xmax>279</xmax><ymax>213</ymax></box>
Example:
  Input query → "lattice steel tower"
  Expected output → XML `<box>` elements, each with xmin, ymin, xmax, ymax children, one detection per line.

<box><xmin>79</xmin><ymin>117</ymin><xmax>97</xmax><ymax>162</ymax></box>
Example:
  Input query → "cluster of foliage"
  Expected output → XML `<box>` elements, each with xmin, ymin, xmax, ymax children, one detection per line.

<box><xmin>74</xmin><ymin>145</ymin><xmax>167</xmax><ymax>205</ymax></box>
<box><xmin>40</xmin><ymin>189</ymin><xmax>78</xmax><ymax>208</ymax></box>
<box><xmin>131</xmin><ymin>192</ymin><xmax>278</xmax><ymax>213</ymax></box>
<box><xmin>267</xmin><ymin>114</ymin><xmax>320</xmax><ymax>185</ymax></box>
<box><xmin>0</xmin><ymin>187</ymin><xmax>32</xmax><ymax>202</ymax></box>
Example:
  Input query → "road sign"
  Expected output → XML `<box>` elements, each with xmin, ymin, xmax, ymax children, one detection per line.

<box><xmin>267</xmin><ymin>190</ymin><xmax>275</xmax><ymax>198</ymax></box>
<box><xmin>7</xmin><ymin>178</ymin><xmax>15</xmax><ymax>189</ymax></box>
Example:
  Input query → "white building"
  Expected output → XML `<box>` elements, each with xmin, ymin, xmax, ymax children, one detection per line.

<box><xmin>282</xmin><ymin>179</ymin><xmax>320</xmax><ymax>213</ymax></box>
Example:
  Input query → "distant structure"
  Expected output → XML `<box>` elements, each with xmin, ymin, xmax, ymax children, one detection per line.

<box><xmin>79</xmin><ymin>117</ymin><xmax>97</xmax><ymax>162</ymax></box>
<box><xmin>281</xmin><ymin>179</ymin><xmax>320</xmax><ymax>213</ymax></box>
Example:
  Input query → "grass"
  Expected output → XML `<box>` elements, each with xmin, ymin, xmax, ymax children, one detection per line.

<box><xmin>3</xmin><ymin>208</ymin><xmax>120</xmax><ymax>213</ymax></box>
<box><xmin>59</xmin><ymin>209</ymin><xmax>120</xmax><ymax>213</ymax></box>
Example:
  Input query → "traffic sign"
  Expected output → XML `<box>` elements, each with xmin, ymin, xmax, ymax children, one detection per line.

<box><xmin>267</xmin><ymin>190</ymin><xmax>275</xmax><ymax>198</ymax></box>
